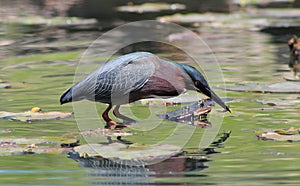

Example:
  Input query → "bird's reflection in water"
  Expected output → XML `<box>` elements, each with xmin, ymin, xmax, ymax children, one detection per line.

<box><xmin>68</xmin><ymin>152</ymin><xmax>208</xmax><ymax>185</ymax></box>
<box><xmin>69</xmin><ymin>100</ymin><xmax>231</xmax><ymax>185</ymax></box>
<box><xmin>68</xmin><ymin>129</ymin><xmax>230</xmax><ymax>185</ymax></box>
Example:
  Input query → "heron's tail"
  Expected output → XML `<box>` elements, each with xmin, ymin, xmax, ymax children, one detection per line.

<box><xmin>60</xmin><ymin>87</ymin><xmax>73</xmax><ymax>105</ymax></box>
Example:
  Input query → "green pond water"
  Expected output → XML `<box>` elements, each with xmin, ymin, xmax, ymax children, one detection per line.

<box><xmin>1</xmin><ymin>21</ymin><xmax>300</xmax><ymax>185</ymax></box>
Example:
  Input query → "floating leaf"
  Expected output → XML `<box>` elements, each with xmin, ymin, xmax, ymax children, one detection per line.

<box><xmin>257</xmin><ymin>128</ymin><xmax>300</xmax><ymax>142</ymax></box>
<box><xmin>73</xmin><ymin>143</ymin><xmax>182</xmax><ymax>165</ymax></box>
<box><xmin>223</xmin><ymin>82</ymin><xmax>300</xmax><ymax>93</ymax></box>
<box><xmin>0</xmin><ymin>111</ymin><xmax>15</xmax><ymax>119</ymax></box>
<box><xmin>0</xmin><ymin>40</ymin><xmax>14</xmax><ymax>46</ymax></box>
<box><xmin>1</xmin><ymin>16</ymin><xmax>97</xmax><ymax>26</ymax></box>
<box><xmin>0</xmin><ymin>141</ymin><xmax>73</xmax><ymax>156</ymax></box>
<box><xmin>116</xmin><ymin>3</ymin><xmax>185</xmax><ymax>13</ymax></box>
<box><xmin>0</xmin><ymin>129</ymin><xmax>13</xmax><ymax>134</ymax></box>
<box><xmin>0</xmin><ymin>80</ymin><xmax>12</xmax><ymax>89</ymax></box>
<box><xmin>283</xmin><ymin>73</ymin><xmax>300</xmax><ymax>82</ymax></box>
<box><xmin>256</xmin><ymin>98</ymin><xmax>300</xmax><ymax>106</ymax></box>
<box><xmin>0</xmin><ymin>146</ymin><xmax>70</xmax><ymax>156</ymax></box>
<box><xmin>0</xmin><ymin>136</ymin><xmax>78</xmax><ymax>145</ymax></box>
<box><xmin>158</xmin><ymin>9</ymin><xmax>300</xmax><ymax>31</ymax></box>
<box><xmin>0</xmin><ymin>108</ymin><xmax>73</xmax><ymax>122</ymax></box>
<box><xmin>274</xmin><ymin>127</ymin><xmax>300</xmax><ymax>135</ymax></box>
<box><xmin>80</xmin><ymin>128</ymin><xmax>132</xmax><ymax>137</ymax></box>
<box><xmin>0</xmin><ymin>136</ymin><xmax>78</xmax><ymax>156</ymax></box>
<box><xmin>158</xmin><ymin>13</ymin><xmax>217</xmax><ymax>25</ymax></box>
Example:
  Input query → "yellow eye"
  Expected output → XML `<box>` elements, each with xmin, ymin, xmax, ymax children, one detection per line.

<box><xmin>195</xmin><ymin>81</ymin><xmax>200</xmax><ymax>86</ymax></box>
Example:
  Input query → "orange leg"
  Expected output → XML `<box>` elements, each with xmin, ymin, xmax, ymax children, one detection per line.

<box><xmin>102</xmin><ymin>104</ymin><xmax>117</xmax><ymax>129</ymax></box>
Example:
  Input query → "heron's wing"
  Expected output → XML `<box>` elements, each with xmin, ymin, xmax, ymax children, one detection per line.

<box><xmin>95</xmin><ymin>53</ymin><xmax>156</xmax><ymax>99</ymax></box>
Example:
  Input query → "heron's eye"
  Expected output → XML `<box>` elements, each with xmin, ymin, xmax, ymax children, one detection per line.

<box><xmin>195</xmin><ymin>80</ymin><xmax>200</xmax><ymax>86</ymax></box>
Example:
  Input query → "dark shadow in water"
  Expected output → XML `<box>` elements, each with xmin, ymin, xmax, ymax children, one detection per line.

<box><xmin>68</xmin><ymin>152</ymin><xmax>208</xmax><ymax>185</ymax></box>
<box><xmin>68</xmin><ymin>131</ymin><xmax>231</xmax><ymax>185</ymax></box>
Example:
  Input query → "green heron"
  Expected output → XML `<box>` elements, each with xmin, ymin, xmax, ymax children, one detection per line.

<box><xmin>288</xmin><ymin>35</ymin><xmax>300</xmax><ymax>79</ymax></box>
<box><xmin>60</xmin><ymin>52</ymin><xmax>230</xmax><ymax>128</ymax></box>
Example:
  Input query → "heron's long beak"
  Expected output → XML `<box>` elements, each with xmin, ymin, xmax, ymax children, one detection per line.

<box><xmin>199</xmin><ymin>87</ymin><xmax>231</xmax><ymax>113</ymax></box>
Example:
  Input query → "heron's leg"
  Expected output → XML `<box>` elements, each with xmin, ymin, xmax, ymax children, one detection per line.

<box><xmin>113</xmin><ymin>105</ymin><xmax>137</xmax><ymax>124</ymax></box>
<box><xmin>102</xmin><ymin>104</ymin><xmax>117</xmax><ymax>128</ymax></box>
<box><xmin>294</xmin><ymin>68</ymin><xmax>299</xmax><ymax>79</ymax></box>
<box><xmin>294</xmin><ymin>65</ymin><xmax>300</xmax><ymax>79</ymax></box>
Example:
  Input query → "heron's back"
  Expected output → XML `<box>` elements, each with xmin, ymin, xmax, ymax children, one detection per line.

<box><xmin>61</xmin><ymin>52</ymin><xmax>157</xmax><ymax>104</ymax></box>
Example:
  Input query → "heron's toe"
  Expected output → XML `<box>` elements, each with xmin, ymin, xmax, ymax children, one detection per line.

<box><xmin>104</xmin><ymin>120</ymin><xmax>117</xmax><ymax>129</ymax></box>
<box><xmin>114</xmin><ymin>124</ymin><xmax>128</xmax><ymax>131</ymax></box>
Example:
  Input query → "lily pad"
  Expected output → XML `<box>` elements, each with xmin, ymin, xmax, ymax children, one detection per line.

<box><xmin>0</xmin><ymin>129</ymin><xmax>13</xmax><ymax>134</ymax></box>
<box><xmin>158</xmin><ymin>9</ymin><xmax>300</xmax><ymax>31</ymax></box>
<box><xmin>256</xmin><ymin>98</ymin><xmax>300</xmax><ymax>106</ymax></box>
<box><xmin>0</xmin><ymin>136</ymin><xmax>78</xmax><ymax>145</ymax></box>
<box><xmin>116</xmin><ymin>3</ymin><xmax>185</xmax><ymax>13</ymax></box>
<box><xmin>168</xmin><ymin>31</ymin><xmax>200</xmax><ymax>42</ymax></box>
<box><xmin>0</xmin><ymin>40</ymin><xmax>14</xmax><ymax>46</ymax></box>
<box><xmin>283</xmin><ymin>74</ymin><xmax>300</xmax><ymax>82</ymax></box>
<box><xmin>223</xmin><ymin>82</ymin><xmax>300</xmax><ymax>94</ymax></box>
<box><xmin>0</xmin><ymin>145</ymin><xmax>70</xmax><ymax>156</ymax></box>
<box><xmin>158</xmin><ymin>12</ymin><xmax>271</xmax><ymax>30</ymax></box>
<box><xmin>0</xmin><ymin>136</ymin><xmax>78</xmax><ymax>156</ymax></box>
<box><xmin>73</xmin><ymin>143</ymin><xmax>182</xmax><ymax>165</ymax></box>
<box><xmin>0</xmin><ymin>16</ymin><xmax>97</xmax><ymax>27</ymax></box>
<box><xmin>158</xmin><ymin>13</ymin><xmax>217</xmax><ymax>25</ymax></box>
<box><xmin>274</xmin><ymin>127</ymin><xmax>300</xmax><ymax>135</ymax></box>
<box><xmin>256</xmin><ymin>127</ymin><xmax>300</xmax><ymax>142</ymax></box>
<box><xmin>0</xmin><ymin>80</ymin><xmax>12</xmax><ymax>89</ymax></box>
<box><xmin>0</xmin><ymin>108</ymin><xmax>73</xmax><ymax>122</ymax></box>
<box><xmin>80</xmin><ymin>128</ymin><xmax>132</xmax><ymax>137</ymax></box>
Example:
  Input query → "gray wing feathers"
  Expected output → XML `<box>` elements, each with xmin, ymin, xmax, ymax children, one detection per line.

<box><xmin>95</xmin><ymin>54</ymin><xmax>156</xmax><ymax>98</ymax></box>
<box><xmin>69</xmin><ymin>52</ymin><xmax>157</xmax><ymax>102</ymax></box>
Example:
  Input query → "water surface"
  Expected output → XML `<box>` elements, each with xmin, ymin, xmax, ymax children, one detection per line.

<box><xmin>1</xmin><ymin>19</ymin><xmax>300</xmax><ymax>185</ymax></box>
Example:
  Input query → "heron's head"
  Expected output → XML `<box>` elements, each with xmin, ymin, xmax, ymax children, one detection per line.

<box><xmin>179</xmin><ymin>64</ymin><xmax>231</xmax><ymax>112</ymax></box>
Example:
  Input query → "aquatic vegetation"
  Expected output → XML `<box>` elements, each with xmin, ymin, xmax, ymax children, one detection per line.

<box><xmin>257</xmin><ymin>127</ymin><xmax>300</xmax><ymax>142</ymax></box>
<box><xmin>116</xmin><ymin>2</ymin><xmax>186</xmax><ymax>13</ymax></box>
<box><xmin>0</xmin><ymin>16</ymin><xmax>97</xmax><ymax>27</ymax></box>
<box><xmin>80</xmin><ymin>128</ymin><xmax>132</xmax><ymax>138</ymax></box>
<box><xmin>72</xmin><ymin>143</ymin><xmax>182</xmax><ymax>165</ymax></box>
<box><xmin>223</xmin><ymin>82</ymin><xmax>300</xmax><ymax>93</ymax></box>
<box><xmin>1</xmin><ymin>6</ymin><xmax>300</xmax><ymax>184</ymax></box>
<box><xmin>0</xmin><ymin>107</ymin><xmax>73</xmax><ymax>122</ymax></box>
<box><xmin>0</xmin><ymin>80</ymin><xmax>11</xmax><ymax>89</ymax></box>
<box><xmin>0</xmin><ymin>136</ymin><xmax>78</xmax><ymax>156</ymax></box>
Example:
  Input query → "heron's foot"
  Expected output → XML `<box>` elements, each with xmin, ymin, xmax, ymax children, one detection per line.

<box><xmin>104</xmin><ymin>120</ymin><xmax>117</xmax><ymax>129</ymax></box>
<box><xmin>114</xmin><ymin>124</ymin><xmax>128</xmax><ymax>131</ymax></box>
<box><xmin>114</xmin><ymin>124</ymin><xmax>130</xmax><ymax>144</ymax></box>
<box><xmin>117</xmin><ymin>136</ymin><xmax>132</xmax><ymax>144</ymax></box>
